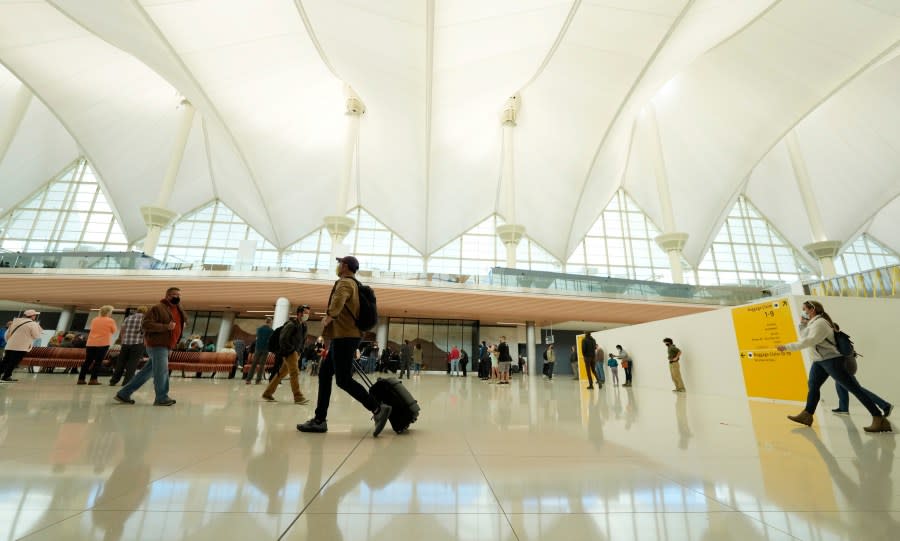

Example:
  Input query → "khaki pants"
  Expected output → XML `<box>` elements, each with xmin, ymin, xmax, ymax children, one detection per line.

<box><xmin>669</xmin><ymin>361</ymin><xmax>685</xmax><ymax>391</ymax></box>
<box><xmin>264</xmin><ymin>351</ymin><xmax>304</xmax><ymax>400</ymax></box>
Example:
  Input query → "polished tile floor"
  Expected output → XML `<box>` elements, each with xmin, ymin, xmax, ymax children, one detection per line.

<box><xmin>0</xmin><ymin>371</ymin><xmax>896</xmax><ymax>540</ymax></box>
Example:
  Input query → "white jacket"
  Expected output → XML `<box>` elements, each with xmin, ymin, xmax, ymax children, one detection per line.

<box><xmin>784</xmin><ymin>315</ymin><xmax>840</xmax><ymax>361</ymax></box>
<box><xmin>4</xmin><ymin>317</ymin><xmax>43</xmax><ymax>352</ymax></box>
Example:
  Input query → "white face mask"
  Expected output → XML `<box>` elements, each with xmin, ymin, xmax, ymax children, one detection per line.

<box><xmin>301</xmin><ymin>314</ymin><xmax>309</xmax><ymax>322</ymax></box>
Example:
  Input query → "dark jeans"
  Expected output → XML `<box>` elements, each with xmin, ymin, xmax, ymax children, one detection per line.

<box><xmin>1</xmin><ymin>350</ymin><xmax>26</xmax><ymax>379</ymax></box>
<box><xmin>583</xmin><ymin>356</ymin><xmax>595</xmax><ymax>386</ymax></box>
<box><xmin>111</xmin><ymin>343</ymin><xmax>144</xmax><ymax>384</ymax></box>
<box><xmin>399</xmin><ymin>362</ymin><xmax>410</xmax><ymax>379</ymax></box>
<box><xmin>624</xmin><ymin>364</ymin><xmax>632</xmax><ymax>383</ymax></box>
<box><xmin>246</xmin><ymin>350</ymin><xmax>268</xmax><ymax>382</ymax></box>
<box><xmin>805</xmin><ymin>357</ymin><xmax>880</xmax><ymax>416</ymax></box>
<box><xmin>314</xmin><ymin>337</ymin><xmax>378</xmax><ymax>421</ymax></box>
<box><xmin>79</xmin><ymin>346</ymin><xmax>110</xmax><ymax>381</ymax></box>
<box><xmin>836</xmin><ymin>380</ymin><xmax>890</xmax><ymax>413</ymax></box>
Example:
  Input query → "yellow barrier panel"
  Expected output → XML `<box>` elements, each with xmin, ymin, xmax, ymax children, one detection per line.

<box><xmin>731</xmin><ymin>298</ymin><xmax>808</xmax><ymax>401</ymax></box>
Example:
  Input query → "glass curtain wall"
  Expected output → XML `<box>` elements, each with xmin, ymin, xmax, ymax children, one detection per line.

<box><xmin>834</xmin><ymin>234</ymin><xmax>899</xmax><ymax>276</ymax></box>
<box><xmin>566</xmin><ymin>190</ymin><xmax>687</xmax><ymax>282</ymax></box>
<box><xmin>0</xmin><ymin>158</ymin><xmax>129</xmax><ymax>253</ymax></box>
<box><xmin>695</xmin><ymin>196</ymin><xmax>814</xmax><ymax>286</ymax></box>
<box><xmin>386</xmin><ymin>318</ymin><xmax>477</xmax><ymax>370</ymax></box>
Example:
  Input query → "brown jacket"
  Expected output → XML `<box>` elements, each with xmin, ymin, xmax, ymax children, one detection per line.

<box><xmin>143</xmin><ymin>300</ymin><xmax>187</xmax><ymax>348</ymax></box>
<box><xmin>323</xmin><ymin>275</ymin><xmax>360</xmax><ymax>339</ymax></box>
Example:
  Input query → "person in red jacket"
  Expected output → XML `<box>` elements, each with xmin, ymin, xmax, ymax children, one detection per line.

<box><xmin>114</xmin><ymin>287</ymin><xmax>186</xmax><ymax>406</ymax></box>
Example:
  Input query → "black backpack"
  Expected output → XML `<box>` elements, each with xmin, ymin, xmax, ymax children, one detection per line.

<box><xmin>266</xmin><ymin>325</ymin><xmax>283</xmax><ymax>354</ymax></box>
<box><xmin>351</xmin><ymin>278</ymin><xmax>378</xmax><ymax>331</ymax></box>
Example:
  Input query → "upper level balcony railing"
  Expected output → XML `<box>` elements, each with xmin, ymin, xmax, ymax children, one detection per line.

<box><xmin>0</xmin><ymin>251</ymin><xmax>773</xmax><ymax>306</ymax></box>
<box><xmin>804</xmin><ymin>264</ymin><xmax>900</xmax><ymax>299</ymax></box>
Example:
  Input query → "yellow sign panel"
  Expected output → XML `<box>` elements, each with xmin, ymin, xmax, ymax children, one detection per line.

<box><xmin>731</xmin><ymin>299</ymin><xmax>808</xmax><ymax>401</ymax></box>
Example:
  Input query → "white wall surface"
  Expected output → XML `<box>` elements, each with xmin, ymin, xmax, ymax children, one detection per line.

<box><xmin>591</xmin><ymin>295</ymin><xmax>900</xmax><ymax>407</ymax></box>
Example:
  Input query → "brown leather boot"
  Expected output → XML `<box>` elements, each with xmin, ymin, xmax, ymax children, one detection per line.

<box><xmin>864</xmin><ymin>416</ymin><xmax>892</xmax><ymax>433</ymax></box>
<box><xmin>788</xmin><ymin>411</ymin><xmax>813</xmax><ymax>426</ymax></box>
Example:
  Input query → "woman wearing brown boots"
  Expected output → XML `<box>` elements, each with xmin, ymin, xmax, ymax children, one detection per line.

<box><xmin>777</xmin><ymin>300</ymin><xmax>891</xmax><ymax>433</ymax></box>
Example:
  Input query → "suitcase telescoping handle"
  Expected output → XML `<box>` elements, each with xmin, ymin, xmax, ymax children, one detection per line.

<box><xmin>352</xmin><ymin>359</ymin><xmax>374</xmax><ymax>389</ymax></box>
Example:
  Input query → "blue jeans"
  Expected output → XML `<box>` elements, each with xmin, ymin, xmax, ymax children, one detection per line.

<box><xmin>450</xmin><ymin>359</ymin><xmax>459</xmax><ymax>375</ymax></box>
<box><xmin>594</xmin><ymin>361</ymin><xmax>605</xmax><ymax>383</ymax></box>
<box><xmin>117</xmin><ymin>346</ymin><xmax>171</xmax><ymax>404</ymax></box>
<box><xmin>836</xmin><ymin>380</ymin><xmax>891</xmax><ymax>413</ymax></box>
<box><xmin>804</xmin><ymin>357</ymin><xmax>880</xmax><ymax>416</ymax></box>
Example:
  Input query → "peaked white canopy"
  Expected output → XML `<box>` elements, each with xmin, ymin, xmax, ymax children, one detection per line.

<box><xmin>1</xmin><ymin>0</ymin><xmax>899</xmax><ymax>269</ymax></box>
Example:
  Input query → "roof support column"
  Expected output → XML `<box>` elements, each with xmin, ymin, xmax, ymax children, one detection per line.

<box><xmin>0</xmin><ymin>85</ymin><xmax>32</xmax><ymax>165</ymax></box>
<box><xmin>141</xmin><ymin>99</ymin><xmax>194</xmax><ymax>257</ymax></box>
<box><xmin>526</xmin><ymin>321</ymin><xmax>537</xmax><ymax>377</ymax></box>
<box><xmin>645</xmin><ymin>105</ymin><xmax>688</xmax><ymax>283</ymax></box>
<box><xmin>216</xmin><ymin>311</ymin><xmax>236</xmax><ymax>352</ymax></box>
<box><xmin>785</xmin><ymin>130</ymin><xmax>841</xmax><ymax>278</ymax></box>
<box><xmin>273</xmin><ymin>297</ymin><xmax>290</xmax><ymax>330</ymax></box>
<box><xmin>496</xmin><ymin>95</ymin><xmax>526</xmax><ymax>269</ymax></box>
<box><xmin>324</xmin><ymin>86</ymin><xmax>364</xmax><ymax>263</ymax></box>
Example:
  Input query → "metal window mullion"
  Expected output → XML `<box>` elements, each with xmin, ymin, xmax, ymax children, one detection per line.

<box><xmin>51</xmin><ymin>164</ymin><xmax>82</xmax><ymax>250</ymax></box>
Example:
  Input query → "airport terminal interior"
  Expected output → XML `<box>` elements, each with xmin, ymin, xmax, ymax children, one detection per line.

<box><xmin>2</xmin><ymin>1</ymin><xmax>900</xmax><ymax>540</ymax></box>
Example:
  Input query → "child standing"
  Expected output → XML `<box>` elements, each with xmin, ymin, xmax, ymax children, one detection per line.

<box><xmin>607</xmin><ymin>353</ymin><xmax>619</xmax><ymax>386</ymax></box>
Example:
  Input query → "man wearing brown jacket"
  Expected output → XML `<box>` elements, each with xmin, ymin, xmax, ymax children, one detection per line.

<box><xmin>298</xmin><ymin>256</ymin><xmax>392</xmax><ymax>436</ymax></box>
<box><xmin>114</xmin><ymin>287</ymin><xmax>186</xmax><ymax>406</ymax></box>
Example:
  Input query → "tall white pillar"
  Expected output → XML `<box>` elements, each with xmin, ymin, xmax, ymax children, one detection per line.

<box><xmin>0</xmin><ymin>85</ymin><xmax>32</xmax><ymax>165</ymax></box>
<box><xmin>322</xmin><ymin>86</ymin><xmax>364</xmax><ymax>263</ymax></box>
<box><xmin>56</xmin><ymin>305</ymin><xmax>75</xmax><ymax>333</ymax></box>
<box><xmin>785</xmin><ymin>130</ymin><xmax>842</xmax><ymax>278</ymax></box>
<box><xmin>644</xmin><ymin>105</ymin><xmax>689</xmax><ymax>283</ymax></box>
<box><xmin>141</xmin><ymin>99</ymin><xmax>195</xmax><ymax>257</ymax></box>
<box><xmin>496</xmin><ymin>95</ymin><xmax>525</xmax><ymax>269</ymax></box>
<box><xmin>216</xmin><ymin>311</ymin><xmax>236</xmax><ymax>351</ymax></box>
<box><xmin>375</xmin><ymin>316</ymin><xmax>389</xmax><ymax>350</ymax></box>
<box><xmin>273</xmin><ymin>297</ymin><xmax>290</xmax><ymax>329</ymax></box>
<box><xmin>525</xmin><ymin>321</ymin><xmax>537</xmax><ymax>377</ymax></box>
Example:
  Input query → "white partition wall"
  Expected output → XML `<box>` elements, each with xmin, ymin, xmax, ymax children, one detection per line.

<box><xmin>592</xmin><ymin>295</ymin><xmax>900</xmax><ymax>404</ymax></box>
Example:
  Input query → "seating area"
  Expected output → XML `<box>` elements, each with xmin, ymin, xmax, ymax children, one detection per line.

<box><xmin>241</xmin><ymin>353</ymin><xmax>276</xmax><ymax>376</ymax></box>
<box><xmin>19</xmin><ymin>347</ymin><xmax>242</xmax><ymax>378</ymax></box>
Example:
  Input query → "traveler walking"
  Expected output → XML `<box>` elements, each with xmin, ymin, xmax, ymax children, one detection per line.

<box><xmin>114</xmin><ymin>287</ymin><xmax>185</xmax><ymax>406</ymax></box>
<box><xmin>298</xmin><ymin>256</ymin><xmax>392</xmax><ymax>436</ymax></box>
<box><xmin>542</xmin><ymin>344</ymin><xmax>555</xmax><ymax>380</ymax></box>
<box><xmin>0</xmin><ymin>310</ymin><xmax>43</xmax><ymax>382</ymax></box>
<box><xmin>582</xmin><ymin>333</ymin><xmax>598</xmax><ymax>389</ymax></box>
<box><xmin>262</xmin><ymin>305</ymin><xmax>311</xmax><ymax>405</ymax></box>
<box><xmin>245</xmin><ymin>317</ymin><xmax>273</xmax><ymax>384</ymax></box>
<box><xmin>110</xmin><ymin>306</ymin><xmax>147</xmax><ymax>386</ymax></box>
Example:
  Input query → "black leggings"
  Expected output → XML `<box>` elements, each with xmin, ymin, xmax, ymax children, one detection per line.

<box><xmin>79</xmin><ymin>346</ymin><xmax>109</xmax><ymax>381</ymax></box>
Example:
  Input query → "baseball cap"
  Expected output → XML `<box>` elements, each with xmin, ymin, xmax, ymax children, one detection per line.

<box><xmin>23</xmin><ymin>309</ymin><xmax>40</xmax><ymax>317</ymax></box>
<box><xmin>335</xmin><ymin>256</ymin><xmax>360</xmax><ymax>272</ymax></box>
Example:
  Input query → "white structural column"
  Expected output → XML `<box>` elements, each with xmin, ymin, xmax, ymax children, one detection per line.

<box><xmin>375</xmin><ymin>317</ymin><xmax>388</xmax><ymax>351</ymax></box>
<box><xmin>0</xmin><ymin>85</ymin><xmax>32</xmax><ymax>165</ymax></box>
<box><xmin>496</xmin><ymin>94</ymin><xmax>526</xmax><ymax>268</ymax></box>
<box><xmin>325</xmin><ymin>86</ymin><xmax>365</xmax><ymax>264</ymax></box>
<box><xmin>273</xmin><ymin>297</ymin><xmax>290</xmax><ymax>330</ymax></box>
<box><xmin>141</xmin><ymin>99</ymin><xmax>195</xmax><ymax>257</ymax></box>
<box><xmin>216</xmin><ymin>311</ymin><xmax>236</xmax><ymax>351</ymax></box>
<box><xmin>645</xmin><ymin>105</ymin><xmax>688</xmax><ymax>283</ymax></box>
<box><xmin>526</xmin><ymin>321</ymin><xmax>537</xmax><ymax>377</ymax></box>
<box><xmin>785</xmin><ymin>130</ymin><xmax>842</xmax><ymax>278</ymax></box>
<box><xmin>55</xmin><ymin>305</ymin><xmax>75</xmax><ymax>334</ymax></box>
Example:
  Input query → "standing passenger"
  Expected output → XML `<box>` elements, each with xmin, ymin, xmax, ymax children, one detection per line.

<box><xmin>78</xmin><ymin>305</ymin><xmax>117</xmax><ymax>385</ymax></box>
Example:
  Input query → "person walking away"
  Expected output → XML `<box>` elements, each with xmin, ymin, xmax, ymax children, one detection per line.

<box><xmin>779</xmin><ymin>300</ymin><xmax>890</xmax><ymax>432</ymax></box>
<box><xmin>615</xmin><ymin>345</ymin><xmax>633</xmax><ymax>386</ymax></box>
<box><xmin>413</xmin><ymin>343</ymin><xmax>424</xmax><ymax>376</ymax></box>
<box><xmin>114</xmin><ymin>287</ymin><xmax>185</xmax><ymax>406</ymax></box>
<box><xmin>246</xmin><ymin>317</ymin><xmax>273</xmax><ymax>384</ymax></box>
<box><xmin>262</xmin><ymin>305</ymin><xmax>310</xmax><ymax>405</ymax></box>
<box><xmin>399</xmin><ymin>340</ymin><xmax>412</xmax><ymax>379</ymax></box>
<box><xmin>581</xmin><ymin>333</ymin><xmax>598</xmax><ymax>389</ymax></box>
<box><xmin>498</xmin><ymin>337</ymin><xmax>513</xmax><ymax>385</ymax></box>
<box><xmin>449</xmin><ymin>345</ymin><xmax>461</xmax><ymax>376</ymax></box>
<box><xmin>111</xmin><ymin>306</ymin><xmax>147</xmax><ymax>386</ymax></box>
<box><xmin>664</xmin><ymin>338</ymin><xmax>685</xmax><ymax>392</ymax></box>
<box><xmin>543</xmin><ymin>344</ymin><xmax>556</xmax><ymax>380</ymax></box>
<box><xmin>298</xmin><ymin>256</ymin><xmax>392</xmax><ymax>436</ymax></box>
<box><xmin>607</xmin><ymin>354</ymin><xmax>619</xmax><ymax>386</ymax></box>
<box><xmin>460</xmin><ymin>349</ymin><xmax>469</xmax><ymax>377</ymax></box>
<box><xmin>0</xmin><ymin>310</ymin><xmax>43</xmax><ymax>382</ymax></box>
<box><xmin>78</xmin><ymin>305</ymin><xmax>117</xmax><ymax>385</ymax></box>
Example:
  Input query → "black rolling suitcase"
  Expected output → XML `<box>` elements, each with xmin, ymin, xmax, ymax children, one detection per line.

<box><xmin>354</xmin><ymin>360</ymin><xmax>420</xmax><ymax>433</ymax></box>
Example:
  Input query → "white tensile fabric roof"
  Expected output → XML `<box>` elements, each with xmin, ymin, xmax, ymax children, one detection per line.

<box><xmin>1</xmin><ymin>0</ymin><xmax>899</xmax><ymax>267</ymax></box>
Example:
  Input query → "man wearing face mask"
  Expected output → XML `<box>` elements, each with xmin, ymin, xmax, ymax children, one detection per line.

<box><xmin>262</xmin><ymin>305</ymin><xmax>310</xmax><ymax>405</ymax></box>
<box><xmin>114</xmin><ymin>287</ymin><xmax>186</xmax><ymax>406</ymax></box>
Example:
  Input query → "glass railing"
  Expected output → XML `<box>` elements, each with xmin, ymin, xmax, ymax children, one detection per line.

<box><xmin>0</xmin><ymin>251</ymin><xmax>773</xmax><ymax>306</ymax></box>
<box><xmin>804</xmin><ymin>264</ymin><xmax>900</xmax><ymax>298</ymax></box>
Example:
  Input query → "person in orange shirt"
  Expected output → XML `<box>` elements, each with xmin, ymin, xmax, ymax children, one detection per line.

<box><xmin>78</xmin><ymin>305</ymin><xmax>117</xmax><ymax>385</ymax></box>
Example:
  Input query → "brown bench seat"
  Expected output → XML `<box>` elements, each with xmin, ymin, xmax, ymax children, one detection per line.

<box><xmin>168</xmin><ymin>351</ymin><xmax>236</xmax><ymax>378</ymax></box>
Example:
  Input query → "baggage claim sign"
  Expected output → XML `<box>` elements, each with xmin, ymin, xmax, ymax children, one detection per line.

<box><xmin>731</xmin><ymin>299</ymin><xmax>808</xmax><ymax>401</ymax></box>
